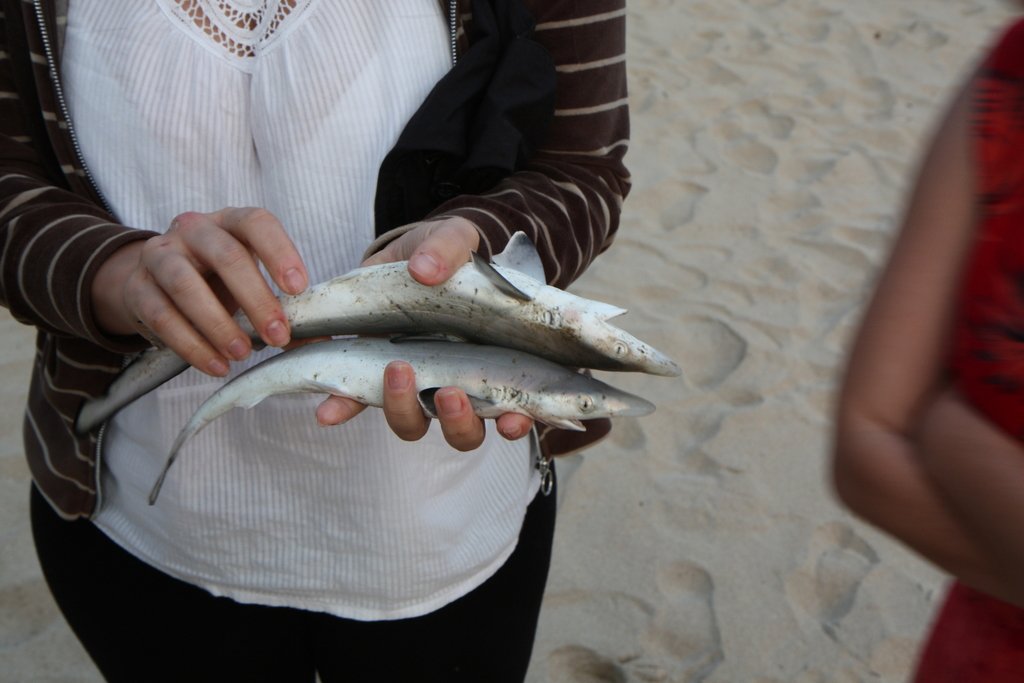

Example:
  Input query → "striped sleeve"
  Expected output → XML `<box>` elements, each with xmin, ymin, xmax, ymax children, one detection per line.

<box><xmin>0</xmin><ymin>0</ymin><xmax>156</xmax><ymax>351</ymax></box>
<box><xmin>428</xmin><ymin>0</ymin><xmax>630</xmax><ymax>289</ymax></box>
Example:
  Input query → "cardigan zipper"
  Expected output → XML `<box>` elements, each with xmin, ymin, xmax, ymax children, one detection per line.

<box><xmin>448</xmin><ymin>0</ymin><xmax>458</xmax><ymax>66</ymax></box>
<box><xmin>33</xmin><ymin>1</ymin><xmax>120</xmax><ymax>513</ymax></box>
<box><xmin>31</xmin><ymin>0</ymin><xmax>114</xmax><ymax>216</ymax></box>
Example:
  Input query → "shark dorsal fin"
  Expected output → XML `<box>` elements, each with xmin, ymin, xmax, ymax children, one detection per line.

<box><xmin>471</xmin><ymin>252</ymin><xmax>532</xmax><ymax>302</ymax></box>
<box><xmin>491</xmin><ymin>232</ymin><xmax>546</xmax><ymax>282</ymax></box>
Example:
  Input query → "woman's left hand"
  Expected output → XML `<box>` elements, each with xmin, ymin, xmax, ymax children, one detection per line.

<box><xmin>314</xmin><ymin>217</ymin><xmax>535</xmax><ymax>450</ymax></box>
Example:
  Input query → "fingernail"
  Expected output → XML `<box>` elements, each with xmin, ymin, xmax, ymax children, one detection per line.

<box><xmin>315</xmin><ymin>403</ymin><xmax>339</xmax><ymax>423</ymax></box>
<box><xmin>387</xmin><ymin>365</ymin><xmax>411</xmax><ymax>391</ymax></box>
<box><xmin>207</xmin><ymin>358</ymin><xmax>229</xmax><ymax>376</ymax></box>
<box><xmin>228</xmin><ymin>338</ymin><xmax>249</xmax><ymax>360</ymax></box>
<box><xmin>436</xmin><ymin>389</ymin><xmax>462</xmax><ymax>416</ymax></box>
<box><xmin>284</xmin><ymin>268</ymin><xmax>306</xmax><ymax>294</ymax></box>
<box><xmin>409</xmin><ymin>253</ymin><xmax>441</xmax><ymax>281</ymax></box>
<box><xmin>503</xmin><ymin>423</ymin><xmax>523</xmax><ymax>440</ymax></box>
<box><xmin>267</xmin><ymin>320</ymin><xmax>289</xmax><ymax>347</ymax></box>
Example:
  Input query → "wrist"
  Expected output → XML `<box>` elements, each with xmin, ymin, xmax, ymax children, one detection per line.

<box><xmin>91</xmin><ymin>241</ymin><xmax>144</xmax><ymax>336</ymax></box>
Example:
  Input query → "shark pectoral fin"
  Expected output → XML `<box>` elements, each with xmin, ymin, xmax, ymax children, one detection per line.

<box><xmin>491</xmin><ymin>231</ymin><xmax>546</xmax><ymax>282</ymax></box>
<box><xmin>418</xmin><ymin>388</ymin><xmax>502</xmax><ymax>418</ymax></box>
<box><xmin>465</xmin><ymin>395</ymin><xmax>502</xmax><ymax>415</ymax></box>
<box><xmin>592</xmin><ymin>302</ymin><xmax>629</xmax><ymax>320</ymax></box>
<box><xmin>418</xmin><ymin>388</ymin><xmax>441</xmax><ymax>418</ymax></box>
<box><xmin>535</xmin><ymin>416</ymin><xmax>587</xmax><ymax>431</ymax></box>
<box><xmin>471</xmin><ymin>252</ymin><xmax>532</xmax><ymax>302</ymax></box>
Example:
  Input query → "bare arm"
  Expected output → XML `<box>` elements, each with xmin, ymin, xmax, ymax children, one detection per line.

<box><xmin>832</xmin><ymin>79</ymin><xmax>1010</xmax><ymax>597</ymax></box>
<box><xmin>916</xmin><ymin>389</ymin><xmax>1024</xmax><ymax>605</ymax></box>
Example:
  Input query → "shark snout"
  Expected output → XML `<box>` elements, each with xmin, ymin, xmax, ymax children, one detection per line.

<box><xmin>605</xmin><ymin>388</ymin><xmax>657</xmax><ymax>417</ymax></box>
<box><xmin>640</xmin><ymin>348</ymin><xmax>682</xmax><ymax>378</ymax></box>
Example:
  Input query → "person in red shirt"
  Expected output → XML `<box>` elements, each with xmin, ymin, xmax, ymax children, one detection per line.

<box><xmin>834</xmin><ymin>18</ymin><xmax>1024</xmax><ymax>681</ymax></box>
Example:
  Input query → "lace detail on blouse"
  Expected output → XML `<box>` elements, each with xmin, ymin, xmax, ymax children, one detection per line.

<box><xmin>161</xmin><ymin>0</ymin><xmax>311</xmax><ymax>60</ymax></box>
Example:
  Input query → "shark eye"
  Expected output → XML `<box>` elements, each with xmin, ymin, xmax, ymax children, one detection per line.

<box><xmin>577</xmin><ymin>395</ymin><xmax>595</xmax><ymax>413</ymax></box>
<box><xmin>614</xmin><ymin>342</ymin><xmax>628</xmax><ymax>357</ymax></box>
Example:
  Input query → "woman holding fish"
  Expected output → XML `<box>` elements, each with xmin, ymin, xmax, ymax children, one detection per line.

<box><xmin>0</xmin><ymin>0</ymin><xmax>630</xmax><ymax>680</ymax></box>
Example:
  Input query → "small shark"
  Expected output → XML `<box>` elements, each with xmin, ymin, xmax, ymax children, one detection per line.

<box><xmin>76</xmin><ymin>232</ymin><xmax>679</xmax><ymax>434</ymax></box>
<box><xmin>148</xmin><ymin>337</ymin><xmax>655</xmax><ymax>504</ymax></box>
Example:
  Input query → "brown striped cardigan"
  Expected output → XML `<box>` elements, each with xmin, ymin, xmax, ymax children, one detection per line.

<box><xmin>0</xmin><ymin>0</ymin><xmax>631</xmax><ymax>519</ymax></box>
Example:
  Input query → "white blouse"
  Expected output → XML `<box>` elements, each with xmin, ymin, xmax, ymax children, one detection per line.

<box><xmin>63</xmin><ymin>0</ymin><xmax>538</xmax><ymax>620</ymax></box>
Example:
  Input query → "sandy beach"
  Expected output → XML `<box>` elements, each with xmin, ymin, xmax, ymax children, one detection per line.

<box><xmin>1</xmin><ymin>0</ymin><xmax>1020</xmax><ymax>681</ymax></box>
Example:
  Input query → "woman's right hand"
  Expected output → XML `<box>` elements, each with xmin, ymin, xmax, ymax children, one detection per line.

<box><xmin>91</xmin><ymin>207</ymin><xmax>309</xmax><ymax>376</ymax></box>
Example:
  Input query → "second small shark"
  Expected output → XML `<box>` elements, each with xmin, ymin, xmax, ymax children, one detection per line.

<box><xmin>148</xmin><ymin>337</ymin><xmax>656</xmax><ymax>504</ymax></box>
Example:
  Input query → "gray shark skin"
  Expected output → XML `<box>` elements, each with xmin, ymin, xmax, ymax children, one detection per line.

<box><xmin>148</xmin><ymin>337</ymin><xmax>655</xmax><ymax>504</ymax></box>
<box><xmin>76</xmin><ymin>232</ymin><xmax>679</xmax><ymax>434</ymax></box>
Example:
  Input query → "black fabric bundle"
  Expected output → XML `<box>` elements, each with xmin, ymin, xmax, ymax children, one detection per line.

<box><xmin>373</xmin><ymin>0</ymin><xmax>556</xmax><ymax>236</ymax></box>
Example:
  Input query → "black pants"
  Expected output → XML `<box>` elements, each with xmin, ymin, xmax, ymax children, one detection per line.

<box><xmin>31</xmin><ymin>479</ymin><xmax>556</xmax><ymax>683</ymax></box>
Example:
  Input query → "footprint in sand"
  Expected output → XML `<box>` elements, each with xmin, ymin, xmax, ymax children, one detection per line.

<box><xmin>711</xmin><ymin>120</ymin><xmax>778</xmax><ymax>175</ymax></box>
<box><xmin>784</xmin><ymin>522</ymin><xmax>879</xmax><ymax>637</ymax></box>
<box><xmin>791</xmin><ymin>238</ymin><xmax>875</xmax><ymax>293</ymax></box>
<box><xmin>543</xmin><ymin>566</ymin><xmax>722</xmax><ymax>683</ymax></box>
<box><xmin>607</xmin><ymin>416</ymin><xmax>647</xmax><ymax>451</ymax></box>
<box><xmin>753</xmin><ymin>671</ymin><xmax>836</xmax><ymax>683</ymax></box>
<box><xmin>0</xmin><ymin>580</ymin><xmax>59</xmax><ymax>648</ymax></box>
<box><xmin>673</xmin><ymin>315</ymin><xmax>746</xmax><ymax>389</ymax></box>
<box><xmin>737</xmin><ymin>100</ymin><xmax>796</xmax><ymax>140</ymax></box>
<box><xmin>903</xmin><ymin>20</ymin><xmax>949</xmax><ymax>50</ymax></box>
<box><xmin>851</xmin><ymin>76</ymin><xmax>896</xmax><ymax>121</ymax></box>
<box><xmin>697</xmin><ymin>58</ymin><xmax>744</xmax><ymax>87</ymax></box>
<box><xmin>725</xmin><ymin>137</ymin><xmax>778</xmax><ymax>175</ymax></box>
<box><xmin>547</xmin><ymin>645</ymin><xmax>628</xmax><ymax>683</ymax></box>
<box><xmin>764</xmin><ymin>188</ymin><xmax>822</xmax><ymax>221</ymax></box>
<box><xmin>642</xmin><ymin>560</ymin><xmax>723</xmax><ymax>678</ymax></box>
<box><xmin>659</xmin><ymin>182</ymin><xmax>708</xmax><ymax>231</ymax></box>
<box><xmin>542</xmin><ymin>592</ymin><xmax>651</xmax><ymax>683</ymax></box>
